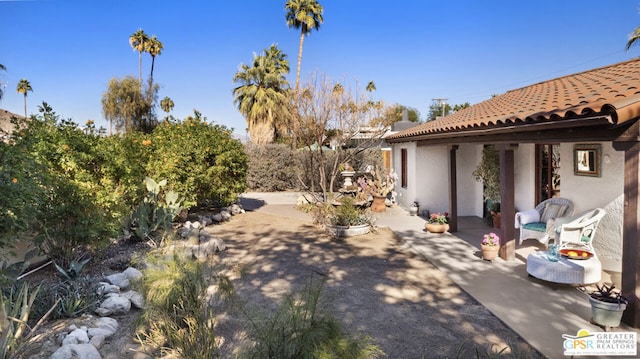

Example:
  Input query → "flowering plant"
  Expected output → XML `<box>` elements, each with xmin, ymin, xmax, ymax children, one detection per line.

<box><xmin>482</xmin><ymin>232</ymin><xmax>500</xmax><ymax>246</ymax></box>
<box><xmin>428</xmin><ymin>212</ymin><xmax>449</xmax><ymax>224</ymax></box>
<box><xmin>357</xmin><ymin>166</ymin><xmax>398</xmax><ymax>197</ymax></box>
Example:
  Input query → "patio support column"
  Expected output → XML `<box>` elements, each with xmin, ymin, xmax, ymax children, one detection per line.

<box><xmin>613</xmin><ymin>133</ymin><xmax>640</xmax><ymax>328</ymax></box>
<box><xmin>448</xmin><ymin>145</ymin><xmax>459</xmax><ymax>232</ymax></box>
<box><xmin>497</xmin><ymin>144</ymin><xmax>517</xmax><ymax>261</ymax></box>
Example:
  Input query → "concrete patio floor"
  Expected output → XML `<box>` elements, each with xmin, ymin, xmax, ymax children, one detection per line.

<box><xmin>241</xmin><ymin>192</ymin><xmax>640</xmax><ymax>359</ymax></box>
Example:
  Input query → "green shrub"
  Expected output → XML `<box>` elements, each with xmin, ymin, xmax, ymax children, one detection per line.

<box><xmin>327</xmin><ymin>196</ymin><xmax>370</xmax><ymax>226</ymax></box>
<box><xmin>146</xmin><ymin>111</ymin><xmax>248</xmax><ymax>207</ymax></box>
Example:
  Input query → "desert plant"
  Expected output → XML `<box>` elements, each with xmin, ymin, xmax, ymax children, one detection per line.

<box><xmin>240</xmin><ymin>275</ymin><xmax>383</xmax><ymax>359</ymax></box>
<box><xmin>473</xmin><ymin>145</ymin><xmax>501</xmax><ymax>203</ymax></box>
<box><xmin>136</xmin><ymin>254</ymin><xmax>221</xmax><ymax>358</ymax></box>
<box><xmin>123</xmin><ymin>177</ymin><xmax>183</xmax><ymax>245</ymax></box>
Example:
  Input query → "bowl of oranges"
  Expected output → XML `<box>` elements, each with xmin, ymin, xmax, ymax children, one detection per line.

<box><xmin>559</xmin><ymin>248</ymin><xmax>593</xmax><ymax>260</ymax></box>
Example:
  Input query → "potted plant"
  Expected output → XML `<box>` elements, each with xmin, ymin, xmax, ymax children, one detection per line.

<box><xmin>588</xmin><ymin>283</ymin><xmax>628</xmax><ymax>328</ymax></box>
<box><xmin>473</xmin><ymin>146</ymin><xmax>501</xmax><ymax>227</ymax></box>
<box><xmin>326</xmin><ymin>196</ymin><xmax>371</xmax><ymax>237</ymax></box>
<box><xmin>357</xmin><ymin>166</ymin><xmax>398</xmax><ymax>212</ymax></box>
<box><xmin>409</xmin><ymin>201</ymin><xmax>419</xmax><ymax>216</ymax></box>
<box><xmin>424</xmin><ymin>212</ymin><xmax>449</xmax><ymax>233</ymax></box>
<box><xmin>481</xmin><ymin>232</ymin><xmax>500</xmax><ymax>261</ymax></box>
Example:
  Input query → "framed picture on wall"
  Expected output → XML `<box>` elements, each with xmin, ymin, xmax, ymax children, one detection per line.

<box><xmin>574</xmin><ymin>144</ymin><xmax>601</xmax><ymax>177</ymax></box>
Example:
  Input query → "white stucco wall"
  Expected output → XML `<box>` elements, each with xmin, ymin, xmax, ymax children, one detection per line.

<box><xmin>514</xmin><ymin>144</ymin><xmax>537</xmax><ymax>212</ymax></box>
<box><xmin>558</xmin><ymin>142</ymin><xmax>624</xmax><ymax>272</ymax></box>
<box><xmin>414</xmin><ymin>145</ymin><xmax>451</xmax><ymax>215</ymax></box>
<box><xmin>457</xmin><ymin>144</ymin><xmax>483</xmax><ymax>217</ymax></box>
<box><xmin>392</xmin><ymin>142</ymin><xmax>416</xmax><ymax>209</ymax></box>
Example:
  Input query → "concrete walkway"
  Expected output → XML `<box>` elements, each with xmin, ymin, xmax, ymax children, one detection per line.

<box><xmin>240</xmin><ymin>193</ymin><xmax>640</xmax><ymax>358</ymax></box>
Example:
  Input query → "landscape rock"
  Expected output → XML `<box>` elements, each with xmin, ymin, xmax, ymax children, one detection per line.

<box><xmin>220</xmin><ymin>210</ymin><xmax>232</xmax><ymax>221</ymax></box>
<box><xmin>89</xmin><ymin>335</ymin><xmax>106</xmax><ymax>349</ymax></box>
<box><xmin>100</xmin><ymin>296</ymin><xmax>131</xmax><ymax>315</ymax></box>
<box><xmin>64</xmin><ymin>328</ymin><xmax>90</xmax><ymax>344</ymax></box>
<box><xmin>97</xmin><ymin>283</ymin><xmax>120</xmax><ymax>295</ymax></box>
<box><xmin>123</xmin><ymin>267</ymin><xmax>143</xmax><ymax>280</ymax></box>
<box><xmin>94</xmin><ymin>307</ymin><xmax>112</xmax><ymax>317</ymax></box>
<box><xmin>105</xmin><ymin>272</ymin><xmax>130</xmax><ymax>290</ymax></box>
<box><xmin>51</xmin><ymin>343</ymin><xmax>102</xmax><ymax>359</ymax></box>
<box><xmin>96</xmin><ymin>317</ymin><xmax>119</xmax><ymax>333</ymax></box>
<box><xmin>229</xmin><ymin>203</ymin><xmax>244</xmax><ymax>215</ymax></box>
<box><xmin>121</xmin><ymin>290</ymin><xmax>145</xmax><ymax>309</ymax></box>
<box><xmin>87</xmin><ymin>327</ymin><xmax>115</xmax><ymax>338</ymax></box>
<box><xmin>211</xmin><ymin>213</ymin><xmax>223</xmax><ymax>222</ymax></box>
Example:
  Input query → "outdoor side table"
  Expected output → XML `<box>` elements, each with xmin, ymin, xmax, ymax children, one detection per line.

<box><xmin>526</xmin><ymin>251</ymin><xmax>601</xmax><ymax>285</ymax></box>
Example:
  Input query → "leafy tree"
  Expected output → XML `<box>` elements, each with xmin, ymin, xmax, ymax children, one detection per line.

<box><xmin>233</xmin><ymin>44</ymin><xmax>290</xmax><ymax>144</ymax></box>
<box><xmin>148</xmin><ymin>35</ymin><xmax>164</xmax><ymax>81</ymax></box>
<box><xmin>427</xmin><ymin>101</ymin><xmax>470</xmax><ymax>120</ymax></box>
<box><xmin>16</xmin><ymin>79</ymin><xmax>32</xmax><ymax>118</ymax></box>
<box><xmin>129</xmin><ymin>28</ymin><xmax>150</xmax><ymax>83</ymax></box>
<box><xmin>366</xmin><ymin>80</ymin><xmax>376</xmax><ymax>93</ymax></box>
<box><xmin>384</xmin><ymin>104</ymin><xmax>421</xmax><ymax>123</ymax></box>
<box><xmin>285</xmin><ymin>0</ymin><xmax>324</xmax><ymax>91</ymax></box>
<box><xmin>101</xmin><ymin>76</ymin><xmax>159</xmax><ymax>133</ymax></box>
<box><xmin>0</xmin><ymin>63</ymin><xmax>6</xmax><ymax>101</ymax></box>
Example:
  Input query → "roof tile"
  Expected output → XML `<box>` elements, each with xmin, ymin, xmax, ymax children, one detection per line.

<box><xmin>389</xmin><ymin>58</ymin><xmax>640</xmax><ymax>140</ymax></box>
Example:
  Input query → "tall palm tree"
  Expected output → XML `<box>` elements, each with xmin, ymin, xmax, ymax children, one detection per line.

<box><xmin>16</xmin><ymin>79</ymin><xmax>32</xmax><ymax>118</ymax></box>
<box><xmin>233</xmin><ymin>45</ymin><xmax>290</xmax><ymax>144</ymax></box>
<box><xmin>0</xmin><ymin>64</ymin><xmax>6</xmax><ymax>101</ymax></box>
<box><xmin>285</xmin><ymin>0</ymin><xmax>323</xmax><ymax>92</ymax></box>
<box><xmin>148</xmin><ymin>35</ymin><xmax>164</xmax><ymax>81</ymax></box>
<box><xmin>366</xmin><ymin>80</ymin><xmax>376</xmax><ymax>93</ymax></box>
<box><xmin>627</xmin><ymin>26</ymin><xmax>640</xmax><ymax>53</ymax></box>
<box><xmin>129</xmin><ymin>29</ymin><xmax>150</xmax><ymax>82</ymax></box>
<box><xmin>160</xmin><ymin>96</ymin><xmax>174</xmax><ymax>117</ymax></box>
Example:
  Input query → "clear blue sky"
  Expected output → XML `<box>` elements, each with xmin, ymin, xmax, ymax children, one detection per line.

<box><xmin>2</xmin><ymin>0</ymin><xmax>640</xmax><ymax>138</ymax></box>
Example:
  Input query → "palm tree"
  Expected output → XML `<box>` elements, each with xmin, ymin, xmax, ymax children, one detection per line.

<box><xmin>366</xmin><ymin>80</ymin><xmax>376</xmax><ymax>93</ymax></box>
<box><xmin>285</xmin><ymin>0</ymin><xmax>324</xmax><ymax>92</ymax></box>
<box><xmin>627</xmin><ymin>26</ymin><xmax>640</xmax><ymax>53</ymax></box>
<box><xmin>16</xmin><ymin>79</ymin><xmax>32</xmax><ymax>118</ymax></box>
<box><xmin>129</xmin><ymin>29</ymin><xmax>150</xmax><ymax>82</ymax></box>
<box><xmin>148</xmin><ymin>35</ymin><xmax>164</xmax><ymax>81</ymax></box>
<box><xmin>0</xmin><ymin>64</ymin><xmax>6</xmax><ymax>101</ymax></box>
<box><xmin>160</xmin><ymin>96</ymin><xmax>174</xmax><ymax>118</ymax></box>
<box><xmin>233</xmin><ymin>45</ymin><xmax>290</xmax><ymax>144</ymax></box>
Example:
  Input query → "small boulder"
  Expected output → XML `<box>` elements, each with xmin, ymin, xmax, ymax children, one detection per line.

<box><xmin>100</xmin><ymin>296</ymin><xmax>131</xmax><ymax>315</ymax></box>
<box><xmin>121</xmin><ymin>290</ymin><xmax>145</xmax><ymax>309</ymax></box>
<box><xmin>123</xmin><ymin>267</ymin><xmax>143</xmax><ymax>280</ymax></box>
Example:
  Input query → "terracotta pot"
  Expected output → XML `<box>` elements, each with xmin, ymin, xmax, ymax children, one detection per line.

<box><xmin>371</xmin><ymin>196</ymin><xmax>386</xmax><ymax>212</ymax></box>
<box><xmin>425</xmin><ymin>223</ymin><xmax>449</xmax><ymax>233</ymax></box>
<box><xmin>481</xmin><ymin>244</ymin><xmax>499</xmax><ymax>261</ymax></box>
<box><xmin>491</xmin><ymin>211</ymin><xmax>501</xmax><ymax>229</ymax></box>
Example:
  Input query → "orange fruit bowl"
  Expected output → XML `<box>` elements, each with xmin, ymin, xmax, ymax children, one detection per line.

<box><xmin>559</xmin><ymin>248</ymin><xmax>593</xmax><ymax>260</ymax></box>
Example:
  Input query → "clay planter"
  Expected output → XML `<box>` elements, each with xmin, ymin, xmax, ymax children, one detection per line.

<box><xmin>371</xmin><ymin>196</ymin><xmax>387</xmax><ymax>212</ymax></box>
<box><xmin>481</xmin><ymin>244</ymin><xmax>499</xmax><ymax>261</ymax></box>
<box><xmin>424</xmin><ymin>223</ymin><xmax>449</xmax><ymax>233</ymax></box>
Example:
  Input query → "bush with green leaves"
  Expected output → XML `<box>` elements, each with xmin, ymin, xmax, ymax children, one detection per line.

<box><xmin>6</xmin><ymin>104</ymin><xmax>113</xmax><ymax>259</ymax></box>
<box><xmin>327</xmin><ymin>196</ymin><xmax>370</xmax><ymax>226</ymax></box>
<box><xmin>146</xmin><ymin>111</ymin><xmax>248</xmax><ymax>207</ymax></box>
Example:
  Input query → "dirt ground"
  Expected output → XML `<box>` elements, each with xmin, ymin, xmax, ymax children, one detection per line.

<box><xmin>207</xmin><ymin>210</ymin><xmax>544</xmax><ymax>358</ymax></box>
<box><xmin>16</xmin><ymin>208</ymin><xmax>544</xmax><ymax>358</ymax></box>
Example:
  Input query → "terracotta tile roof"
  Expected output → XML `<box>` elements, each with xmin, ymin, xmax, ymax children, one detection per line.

<box><xmin>388</xmin><ymin>58</ymin><xmax>640</xmax><ymax>141</ymax></box>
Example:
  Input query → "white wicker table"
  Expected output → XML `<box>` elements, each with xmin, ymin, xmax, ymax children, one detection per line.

<box><xmin>526</xmin><ymin>251</ymin><xmax>601</xmax><ymax>285</ymax></box>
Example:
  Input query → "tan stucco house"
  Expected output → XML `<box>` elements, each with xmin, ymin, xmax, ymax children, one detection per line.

<box><xmin>386</xmin><ymin>58</ymin><xmax>640</xmax><ymax>328</ymax></box>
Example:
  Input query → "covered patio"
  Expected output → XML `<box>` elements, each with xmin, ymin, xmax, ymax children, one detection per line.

<box><xmin>387</xmin><ymin>58</ymin><xmax>640</xmax><ymax>328</ymax></box>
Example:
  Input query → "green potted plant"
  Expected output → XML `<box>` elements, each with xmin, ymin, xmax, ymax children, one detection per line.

<box><xmin>326</xmin><ymin>196</ymin><xmax>371</xmax><ymax>237</ymax></box>
<box><xmin>588</xmin><ymin>283</ymin><xmax>628</xmax><ymax>328</ymax></box>
<box><xmin>356</xmin><ymin>166</ymin><xmax>398</xmax><ymax>212</ymax></box>
<box><xmin>472</xmin><ymin>146</ymin><xmax>501</xmax><ymax>227</ymax></box>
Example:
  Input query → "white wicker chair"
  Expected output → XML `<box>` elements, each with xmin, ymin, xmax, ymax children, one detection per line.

<box><xmin>555</xmin><ymin>208</ymin><xmax>606</xmax><ymax>252</ymax></box>
<box><xmin>515</xmin><ymin>198</ymin><xmax>574</xmax><ymax>245</ymax></box>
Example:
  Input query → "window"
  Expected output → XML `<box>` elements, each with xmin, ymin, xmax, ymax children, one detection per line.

<box><xmin>401</xmin><ymin>148</ymin><xmax>407</xmax><ymax>188</ymax></box>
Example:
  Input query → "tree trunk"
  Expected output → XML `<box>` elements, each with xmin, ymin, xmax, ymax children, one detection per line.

<box><xmin>295</xmin><ymin>30</ymin><xmax>305</xmax><ymax>92</ymax></box>
<box><xmin>138</xmin><ymin>51</ymin><xmax>143</xmax><ymax>83</ymax></box>
<box><xmin>23</xmin><ymin>95</ymin><xmax>26</xmax><ymax>118</ymax></box>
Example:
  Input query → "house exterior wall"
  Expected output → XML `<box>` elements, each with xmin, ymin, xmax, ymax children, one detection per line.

<box><xmin>457</xmin><ymin>144</ymin><xmax>483</xmax><ymax>217</ymax></box>
<box><xmin>514</xmin><ymin>144</ymin><xmax>537</xmax><ymax>212</ymax></box>
<box><xmin>559</xmin><ymin>142</ymin><xmax>624</xmax><ymax>273</ymax></box>
<box><xmin>414</xmin><ymin>145</ymin><xmax>450</xmax><ymax>215</ymax></box>
<box><xmin>392</xmin><ymin>142</ymin><xmax>416</xmax><ymax>208</ymax></box>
